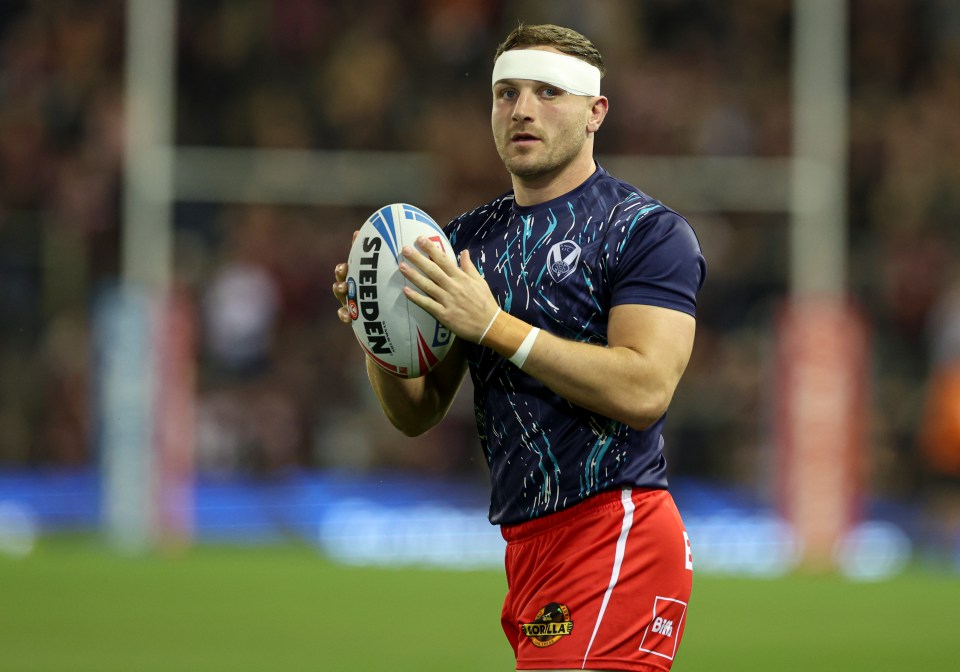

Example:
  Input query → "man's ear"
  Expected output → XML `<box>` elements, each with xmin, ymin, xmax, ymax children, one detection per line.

<box><xmin>587</xmin><ymin>95</ymin><xmax>609</xmax><ymax>134</ymax></box>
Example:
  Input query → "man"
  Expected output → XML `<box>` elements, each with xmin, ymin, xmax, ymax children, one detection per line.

<box><xmin>333</xmin><ymin>23</ymin><xmax>705</xmax><ymax>672</ymax></box>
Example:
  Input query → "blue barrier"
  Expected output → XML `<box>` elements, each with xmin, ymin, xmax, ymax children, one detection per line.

<box><xmin>0</xmin><ymin>469</ymin><xmax>935</xmax><ymax>578</ymax></box>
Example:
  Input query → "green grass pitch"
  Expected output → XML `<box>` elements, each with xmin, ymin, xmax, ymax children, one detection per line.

<box><xmin>1</xmin><ymin>537</ymin><xmax>957</xmax><ymax>671</ymax></box>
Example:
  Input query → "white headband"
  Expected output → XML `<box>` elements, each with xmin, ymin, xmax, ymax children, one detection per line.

<box><xmin>492</xmin><ymin>49</ymin><xmax>601</xmax><ymax>97</ymax></box>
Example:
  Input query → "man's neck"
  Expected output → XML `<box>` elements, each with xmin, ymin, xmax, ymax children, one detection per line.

<box><xmin>512</xmin><ymin>155</ymin><xmax>597</xmax><ymax>207</ymax></box>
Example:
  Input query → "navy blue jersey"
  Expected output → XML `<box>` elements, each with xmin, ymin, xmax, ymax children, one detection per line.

<box><xmin>444</xmin><ymin>165</ymin><xmax>706</xmax><ymax>525</ymax></box>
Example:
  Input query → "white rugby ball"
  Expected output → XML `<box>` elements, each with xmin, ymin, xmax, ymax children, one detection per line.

<box><xmin>345</xmin><ymin>203</ymin><xmax>457</xmax><ymax>378</ymax></box>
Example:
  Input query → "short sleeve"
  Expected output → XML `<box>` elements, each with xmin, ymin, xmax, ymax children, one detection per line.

<box><xmin>609</xmin><ymin>209</ymin><xmax>706</xmax><ymax>316</ymax></box>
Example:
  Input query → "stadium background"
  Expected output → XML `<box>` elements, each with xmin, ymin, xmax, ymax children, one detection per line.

<box><xmin>1</xmin><ymin>0</ymin><xmax>959</xmax><ymax>670</ymax></box>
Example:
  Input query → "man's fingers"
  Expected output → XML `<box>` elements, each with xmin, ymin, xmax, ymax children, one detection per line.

<box><xmin>460</xmin><ymin>250</ymin><xmax>483</xmax><ymax>279</ymax></box>
<box><xmin>333</xmin><ymin>262</ymin><xmax>349</xmax><ymax>310</ymax></box>
<box><xmin>402</xmin><ymin>236</ymin><xmax>460</xmax><ymax>285</ymax></box>
<box><xmin>402</xmin><ymin>284</ymin><xmax>438</xmax><ymax>314</ymax></box>
<box><xmin>399</xmin><ymin>257</ymin><xmax>444</xmax><ymax>300</ymax></box>
<box><xmin>401</xmin><ymin>243</ymin><xmax>447</xmax><ymax>286</ymax></box>
<box><xmin>332</xmin><ymin>231</ymin><xmax>358</xmax><ymax>323</ymax></box>
<box><xmin>417</xmin><ymin>236</ymin><xmax>458</xmax><ymax>271</ymax></box>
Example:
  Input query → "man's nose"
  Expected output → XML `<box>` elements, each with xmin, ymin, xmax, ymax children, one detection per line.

<box><xmin>511</xmin><ymin>91</ymin><xmax>534</xmax><ymax>122</ymax></box>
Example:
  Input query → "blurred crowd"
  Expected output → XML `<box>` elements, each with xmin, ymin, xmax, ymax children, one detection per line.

<box><xmin>1</xmin><ymin>0</ymin><xmax>959</xmax><ymax>513</ymax></box>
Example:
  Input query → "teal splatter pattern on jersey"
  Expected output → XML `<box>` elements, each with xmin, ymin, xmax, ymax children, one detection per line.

<box><xmin>445</xmin><ymin>166</ymin><xmax>706</xmax><ymax>525</ymax></box>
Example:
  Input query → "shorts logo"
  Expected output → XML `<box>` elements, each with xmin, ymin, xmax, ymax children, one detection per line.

<box><xmin>638</xmin><ymin>596</ymin><xmax>687</xmax><ymax>661</ymax></box>
<box><xmin>521</xmin><ymin>602</ymin><xmax>574</xmax><ymax>647</ymax></box>
<box><xmin>547</xmin><ymin>240</ymin><xmax>581</xmax><ymax>283</ymax></box>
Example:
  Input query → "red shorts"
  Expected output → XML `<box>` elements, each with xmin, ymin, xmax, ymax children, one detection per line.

<box><xmin>500</xmin><ymin>487</ymin><xmax>693</xmax><ymax>671</ymax></box>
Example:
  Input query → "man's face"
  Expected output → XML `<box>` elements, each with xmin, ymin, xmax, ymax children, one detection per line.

<box><xmin>491</xmin><ymin>48</ymin><xmax>596</xmax><ymax>181</ymax></box>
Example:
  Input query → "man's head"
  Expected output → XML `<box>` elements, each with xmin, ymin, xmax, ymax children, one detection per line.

<box><xmin>490</xmin><ymin>24</ymin><xmax>609</xmax><ymax>195</ymax></box>
<box><xmin>493</xmin><ymin>23</ymin><xmax>606</xmax><ymax>80</ymax></box>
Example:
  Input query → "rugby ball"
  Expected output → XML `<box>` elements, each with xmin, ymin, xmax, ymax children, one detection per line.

<box><xmin>345</xmin><ymin>203</ymin><xmax>457</xmax><ymax>378</ymax></box>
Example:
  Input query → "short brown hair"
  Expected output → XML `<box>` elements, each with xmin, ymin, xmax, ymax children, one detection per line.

<box><xmin>494</xmin><ymin>23</ymin><xmax>606</xmax><ymax>77</ymax></box>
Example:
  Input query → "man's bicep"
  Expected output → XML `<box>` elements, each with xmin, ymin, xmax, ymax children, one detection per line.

<box><xmin>607</xmin><ymin>304</ymin><xmax>696</xmax><ymax>382</ymax></box>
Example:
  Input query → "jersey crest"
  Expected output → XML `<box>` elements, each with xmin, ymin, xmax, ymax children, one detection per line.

<box><xmin>547</xmin><ymin>240</ymin><xmax>582</xmax><ymax>283</ymax></box>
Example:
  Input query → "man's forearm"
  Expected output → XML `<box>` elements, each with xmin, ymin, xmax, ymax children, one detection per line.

<box><xmin>364</xmin><ymin>341</ymin><xmax>468</xmax><ymax>437</ymax></box>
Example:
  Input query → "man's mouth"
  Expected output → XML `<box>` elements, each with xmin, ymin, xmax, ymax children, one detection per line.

<box><xmin>511</xmin><ymin>132</ymin><xmax>540</xmax><ymax>144</ymax></box>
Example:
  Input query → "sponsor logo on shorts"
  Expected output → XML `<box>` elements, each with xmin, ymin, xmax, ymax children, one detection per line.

<box><xmin>638</xmin><ymin>596</ymin><xmax>687</xmax><ymax>661</ymax></box>
<box><xmin>521</xmin><ymin>602</ymin><xmax>574</xmax><ymax>648</ymax></box>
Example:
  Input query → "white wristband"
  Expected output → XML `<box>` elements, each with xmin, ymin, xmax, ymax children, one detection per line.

<box><xmin>508</xmin><ymin>327</ymin><xmax>540</xmax><ymax>369</ymax></box>
<box><xmin>479</xmin><ymin>308</ymin><xmax>502</xmax><ymax>343</ymax></box>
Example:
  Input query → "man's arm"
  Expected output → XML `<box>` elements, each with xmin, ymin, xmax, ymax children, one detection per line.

<box><xmin>399</xmin><ymin>237</ymin><xmax>695</xmax><ymax>431</ymax></box>
<box><xmin>364</xmin><ymin>338</ymin><xmax>469</xmax><ymax>436</ymax></box>
<box><xmin>334</xmin><ymin>257</ymin><xmax>469</xmax><ymax>437</ymax></box>
<box><xmin>520</xmin><ymin>304</ymin><xmax>694</xmax><ymax>429</ymax></box>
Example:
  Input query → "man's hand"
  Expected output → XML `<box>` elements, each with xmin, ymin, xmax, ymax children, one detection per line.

<box><xmin>399</xmin><ymin>236</ymin><xmax>501</xmax><ymax>344</ymax></box>
<box><xmin>332</xmin><ymin>231</ymin><xmax>359</xmax><ymax>324</ymax></box>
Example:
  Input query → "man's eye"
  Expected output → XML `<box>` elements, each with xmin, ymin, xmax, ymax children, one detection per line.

<box><xmin>541</xmin><ymin>87</ymin><xmax>562</xmax><ymax>98</ymax></box>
